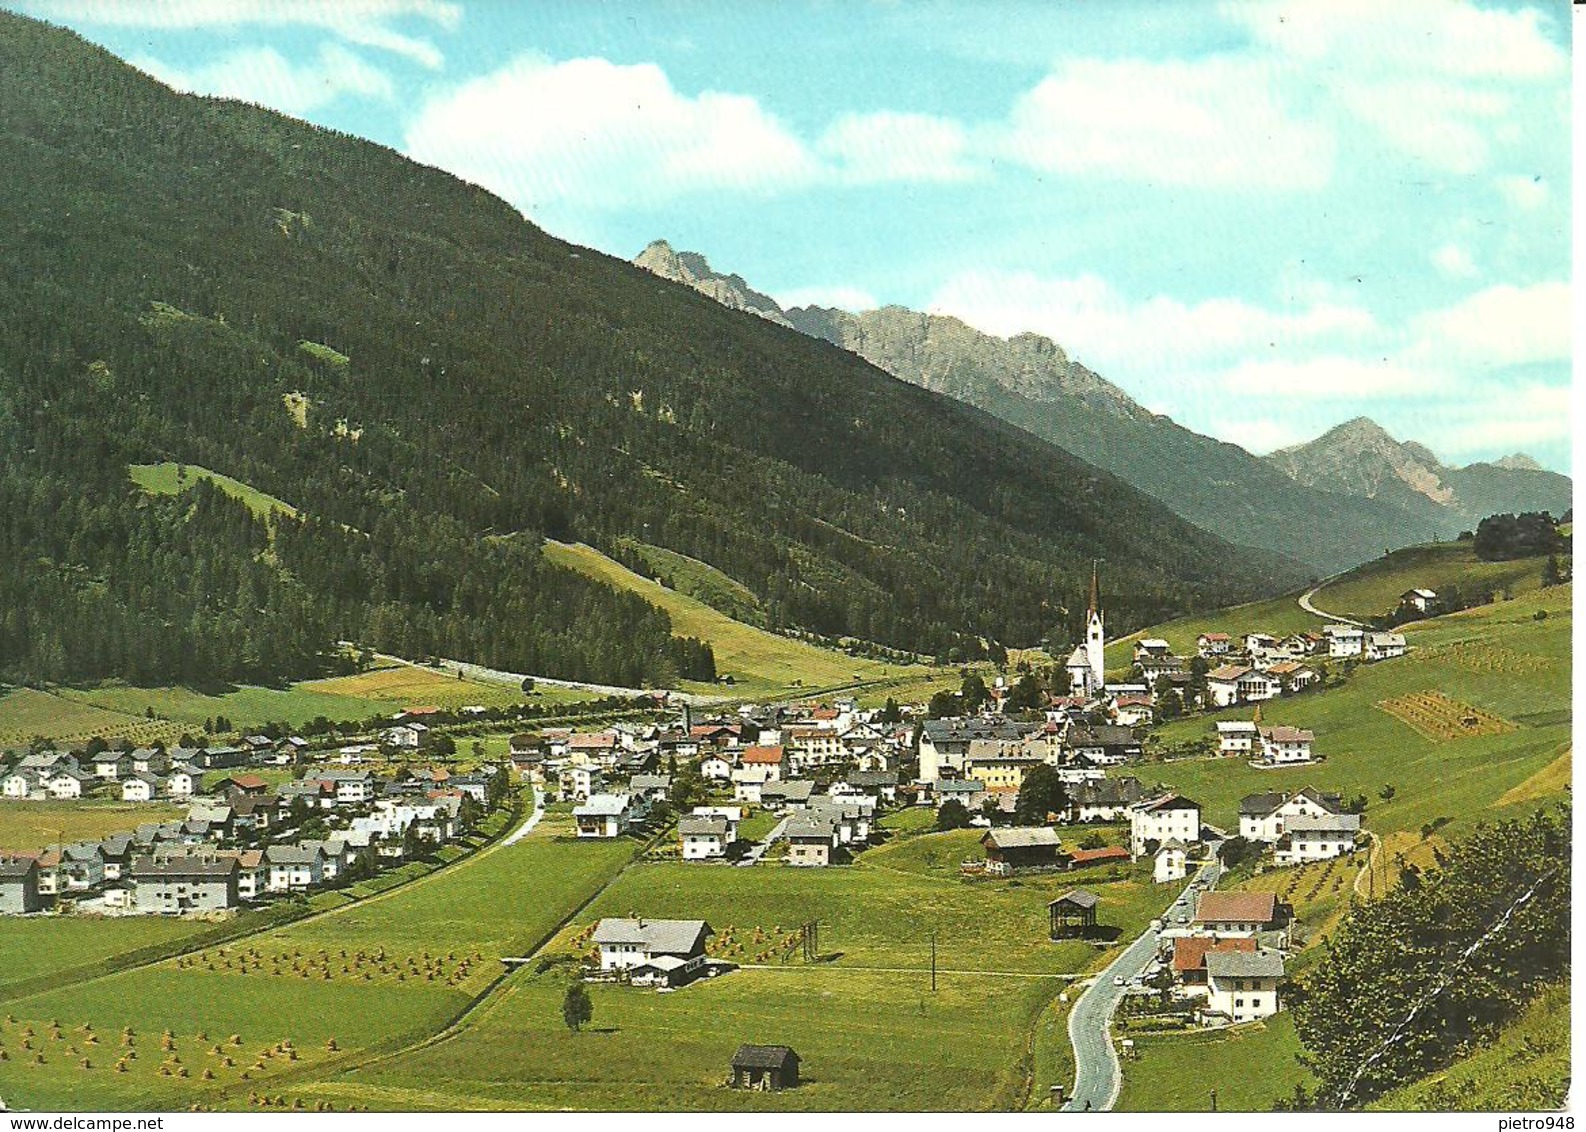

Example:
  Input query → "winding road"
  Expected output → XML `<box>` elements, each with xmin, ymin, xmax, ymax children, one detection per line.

<box><xmin>1297</xmin><ymin>577</ymin><xmax>1367</xmax><ymax>626</ymax></box>
<box><xmin>1061</xmin><ymin>853</ymin><xmax>1223</xmax><ymax>1112</ymax></box>
<box><xmin>501</xmin><ymin>786</ymin><xmax>546</xmax><ymax>847</ymax></box>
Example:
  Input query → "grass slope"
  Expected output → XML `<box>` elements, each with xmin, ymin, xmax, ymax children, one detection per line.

<box><xmin>0</xmin><ymin>800</ymin><xmax>186</xmax><ymax>851</ymax></box>
<box><xmin>1115</xmin><ymin>1013</ymin><xmax>1313</xmax><ymax>1112</ymax></box>
<box><xmin>1307</xmin><ymin>541</ymin><xmax>1555</xmax><ymax>622</ymax></box>
<box><xmin>542</xmin><ymin>541</ymin><xmax>935</xmax><ymax>696</ymax></box>
<box><xmin>620</xmin><ymin>539</ymin><xmax>766</xmax><ymax>626</ymax></box>
<box><xmin>129</xmin><ymin>461</ymin><xmax>299</xmax><ymax>523</ymax></box>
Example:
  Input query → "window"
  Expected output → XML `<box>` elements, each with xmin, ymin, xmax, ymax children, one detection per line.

<box><xmin>1235</xmin><ymin>998</ymin><xmax>1245</xmax><ymax>1008</ymax></box>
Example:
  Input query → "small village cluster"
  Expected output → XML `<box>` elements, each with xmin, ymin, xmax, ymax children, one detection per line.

<box><xmin>0</xmin><ymin>736</ymin><xmax>500</xmax><ymax>916</ymax></box>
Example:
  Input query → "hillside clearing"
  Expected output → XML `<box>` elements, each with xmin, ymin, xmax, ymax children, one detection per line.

<box><xmin>129</xmin><ymin>462</ymin><xmax>298</xmax><ymax>524</ymax></box>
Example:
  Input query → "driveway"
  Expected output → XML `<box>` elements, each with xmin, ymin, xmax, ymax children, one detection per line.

<box><xmin>736</xmin><ymin>815</ymin><xmax>790</xmax><ymax>866</ymax></box>
<box><xmin>501</xmin><ymin>787</ymin><xmax>545</xmax><ymax>847</ymax></box>
<box><xmin>1297</xmin><ymin>578</ymin><xmax>1366</xmax><ymax>626</ymax></box>
<box><xmin>1061</xmin><ymin>852</ymin><xmax>1223</xmax><ymax>1112</ymax></box>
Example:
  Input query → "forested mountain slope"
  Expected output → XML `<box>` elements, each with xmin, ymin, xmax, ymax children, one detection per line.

<box><xmin>0</xmin><ymin>13</ymin><xmax>1295</xmax><ymax>689</ymax></box>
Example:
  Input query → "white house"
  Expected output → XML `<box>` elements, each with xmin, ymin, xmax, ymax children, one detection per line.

<box><xmin>1216</xmin><ymin>721</ymin><xmax>1259</xmax><ymax>756</ymax></box>
<box><xmin>1366</xmin><ymin>632</ymin><xmax>1407</xmax><ymax>661</ymax></box>
<box><xmin>45</xmin><ymin>769</ymin><xmax>87</xmax><ymax>799</ymax></box>
<box><xmin>168</xmin><ymin>767</ymin><xmax>204</xmax><ymax>799</ymax></box>
<box><xmin>1243</xmin><ymin>633</ymin><xmax>1280</xmax><ymax>662</ymax></box>
<box><xmin>1258</xmin><ymin>726</ymin><xmax>1315</xmax><ymax>764</ymax></box>
<box><xmin>591</xmin><ymin>917</ymin><xmax>712</xmax><ymax>974</ymax></box>
<box><xmin>1400</xmin><ymin>588</ymin><xmax>1437</xmax><ymax>614</ymax></box>
<box><xmin>679</xmin><ymin>815</ymin><xmax>733</xmax><ymax>860</ymax></box>
<box><xmin>1236</xmin><ymin>669</ymin><xmax>1281</xmax><ymax>703</ymax></box>
<box><xmin>385</xmin><ymin>722</ymin><xmax>430</xmax><ymax>749</ymax></box>
<box><xmin>1274</xmin><ymin>813</ymin><xmax>1361</xmax><ymax>865</ymax></box>
<box><xmin>1206</xmin><ymin>665</ymin><xmax>1250</xmax><ymax>709</ymax></box>
<box><xmin>699</xmin><ymin>755</ymin><xmax>733</xmax><ymax>782</ymax></box>
<box><xmin>1205</xmin><ymin>950</ymin><xmax>1284</xmax><ymax>1024</ymax></box>
<box><xmin>1130</xmin><ymin>793</ymin><xmax>1201</xmax><ymax>858</ymax></box>
<box><xmin>731</xmin><ymin>764</ymin><xmax>774</xmax><ymax>804</ymax></box>
<box><xmin>574</xmin><ymin>793</ymin><xmax>634</xmax><ymax>838</ymax></box>
<box><xmin>121</xmin><ymin>773</ymin><xmax>163</xmax><ymax>802</ymax></box>
<box><xmin>2</xmin><ymin>771</ymin><xmax>39</xmax><ymax>799</ymax></box>
<box><xmin>1324</xmin><ymin>624</ymin><xmax>1365</xmax><ymax>659</ymax></box>
<box><xmin>265</xmin><ymin>844</ymin><xmax>325</xmax><ymax>891</ymax></box>
<box><xmin>1154</xmin><ymin>840</ymin><xmax>1189</xmax><ymax>884</ymax></box>
<box><xmin>1196</xmin><ymin>632</ymin><xmax>1231</xmax><ymax>658</ymax></box>
<box><xmin>1239</xmin><ymin>788</ymin><xmax>1343</xmax><ymax>843</ymax></box>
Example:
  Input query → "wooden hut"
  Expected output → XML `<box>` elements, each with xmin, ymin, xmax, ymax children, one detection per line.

<box><xmin>730</xmin><ymin>1044</ymin><xmax>801</xmax><ymax>1090</ymax></box>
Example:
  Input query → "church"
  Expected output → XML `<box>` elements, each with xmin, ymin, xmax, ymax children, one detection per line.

<box><xmin>1065</xmin><ymin>563</ymin><xmax>1106</xmax><ymax>698</ymax></box>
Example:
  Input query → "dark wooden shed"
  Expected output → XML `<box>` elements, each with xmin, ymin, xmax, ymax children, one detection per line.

<box><xmin>730</xmin><ymin>1044</ymin><xmax>801</xmax><ymax>1090</ymax></box>
<box><xmin>1049</xmin><ymin>888</ymin><xmax>1099</xmax><ymax>939</ymax></box>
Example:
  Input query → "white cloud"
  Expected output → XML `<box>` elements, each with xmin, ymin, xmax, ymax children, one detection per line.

<box><xmin>1207</xmin><ymin>416</ymin><xmax>1314</xmax><ymax>456</ymax></box>
<box><xmin>1408</xmin><ymin>282</ymin><xmax>1570</xmax><ymax>369</ymax></box>
<box><xmin>996</xmin><ymin>56</ymin><xmax>1334</xmax><ymax>190</ymax></box>
<box><xmin>1220</xmin><ymin>356</ymin><xmax>1439</xmax><ymax>401</ymax></box>
<box><xmin>774</xmin><ymin>285</ymin><xmax>879</xmax><ymax>313</ymax></box>
<box><xmin>1431</xmin><ymin>243</ymin><xmax>1478</xmax><ymax>280</ymax></box>
<box><xmin>404</xmin><ymin>56</ymin><xmax>817</xmax><ymax>214</ymax></box>
<box><xmin>1433</xmin><ymin>383</ymin><xmax>1572</xmax><ymax>457</ymax></box>
<box><xmin>133</xmin><ymin>42</ymin><xmax>393</xmax><ymax>117</ymax></box>
<box><xmin>1495</xmin><ymin>173</ymin><xmax>1550</xmax><ymax>211</ymax></box>
<box><xmin>818</xmin><ymin>111</ymin><xmax>974</xmax><ymax>184</ymax></box>
<box><xmin>30</xmin><ymin>0</ymin><xmax>460</xmax><ymax>68</ymax></box>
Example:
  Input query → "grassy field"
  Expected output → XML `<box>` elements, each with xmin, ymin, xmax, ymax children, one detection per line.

<box><xmin>542</xmin><ymin>541</ymin><xmax>936</xmax><ymax>697</ymax></box>
<box><xmin>1307</xmin><ymin>541</ymin><xmax>1555</xmax><ymax>622</ymax></box>
<box><xmin>0</xmin><ymin>800</ymin><xmax>187</xmax><ymax>851</ymax></box>
<box><xmin>1133</xmin><ymin>584</ymin><xmax>1571</xmax><ymax>845</ymax></box>
<box><xmin>129</xmin><ymin>462</ymin><xmax>299</xmax><ymax>523</ymax></box>
<box><xmin>0</xmin><ymin>917</ymin><xmax>210</xmax><ymax>997</ymax></box>
<box><xmin>1115</xmin><ymin>1013</ymin><xmax>1313</xmax><ymax>1112</ymax></box>
<box><xmin>620</xmin><ymin>539</ymin><xmax>767</xmax><ymax>626</ymax></box>
<box><xmin>1367</xmin><ymin>981</ymin><xmax>1570</xmax><ymax>1111</ymax></box>
<box><xmin>0</xmin><ymin>811</ymin><xmax>637</xmax><ymax>1112</ymax></box>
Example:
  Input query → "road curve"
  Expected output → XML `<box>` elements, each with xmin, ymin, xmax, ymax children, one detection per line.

<box><xmin>1061</xmin><ymin>855</ymin><xmax>1223</xmax><ymax>1112</ymax></box>
<box><xmin>501</xmin><ymin>786</ymin><xmax>545</xmax><ymax>847</ymax></box>
<box><xmin>1297</xmin><ymin>577</ymin><xmax>1367</xmax><ymax>626</ymax></box>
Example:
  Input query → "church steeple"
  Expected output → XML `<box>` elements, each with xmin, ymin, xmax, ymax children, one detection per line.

<box><xmin>1088</xmin><ymin>560</ymin><xmax>1100</xmax><ymax>617</ymax></box>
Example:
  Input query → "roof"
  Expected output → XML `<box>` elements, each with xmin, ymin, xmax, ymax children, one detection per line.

<box><xmin>1194</xmin><ymin>891</ymin><xmax>1280</xmax><ymax>924</ymax></box>
<box><xmin>1261</xmin><ymin>726</ymin><xmax>1314</xmax><ymax>743</ymax></box>
<box><xmin>1286</xmin><ymin>813</ymin><xmax>1361</xmax><ymax>834</ymax></box>
<box><xmin>132</xmin><ymin>854</ymin><xmax>238</xmax><ymax>879</ymax></box>
<box><xmin>574</xmin><ymin>793</ymin><xmax>632</xmax><ymax>817</ymax></box>
<box><xmin>1198</xmin><ymin>632</ymin><xmax>1230</xmax><ymax>641</ymax></box>
<box><xmin>1207</xmin><ymin>665</ymin><xmax>1251</xmax><ymax>682</ymax></box>
<box><xmin>740</xmin><ymin>745</ymin><xmax>786</xmax><ymax>764</ymax></box>
<box><xmin>1369</xmin><ymin>632</ymin><xmax>1406</xmax><ymax>645</ymax></box>
<box><xmin>1216</xmin><ymin>721</ymin><xmax>1259</xmax><ymax>734</ymax></box>
<box><xmin>982</xmin><ymin>826</ymin><xmax>1061</xmax><ymax>850</ymax></box>
<box><xmin>591</xmin><ymin>918</ymin><xmax>712</xmax><ymax>954</ymax></box>
<box><xmin>678</xmin><ymin>816</ymin><xmax>729</xmax><ymax>837</ymax></box>
<box><xmin>1206</xmin><ymin>950</ymin><xmax>1286</xmax><ymax>979</ymax></box>
<box><xmin>762</xmin><ymin>780</ymin><xmax>815</xmax><ymax>802</ymax></box>
<box><xmin>1067</xmin><ymin>846</ymin><xmax>1130</xmax><ymax>865</ymax></box>
<box><xmin>1405</xmin><ymin>588</ymin><xmax>1437</xmax><ymax>599</ymax></box>
<box><xmin>0</xmin><ymin>857</ymin><xmax>38</xmax><ymax>879</ymax></box>
<box><xmin>1136</xmin><ymin>638</ymin><xmax>1171</xmax><ymax>650</ymax></box>
<box><xmin>266</xmin><ymin>845</ymin><xmax>325</xmax><ymax>865</ymax></box>
<box><xmin>732</xmin><ymin>1044</ymin><xmax>799</xmax><ymax>1070</ymax></box>
<box><xmin>1171</xmin><ymin>935</ymin><xmax>1256</xmax><ymax>972</ymax></box>
<box><xmin>1136</xmin><ymin>793</ymin><xmax>1199</xmax><ymax>814</ymax></box>
<box><xmin>935</xmin><ymin>779</ymin><xmax>984</xmax><ymax>795</ymax></box>
<box><xmin>627</xmin><ymin>774</ymin><xmax>672</xmax><ymax>790</ymax></box>
<box><xmin>1048</xmin><ymin>888</ymin><xmax>1099</xmax><ymax>910</ymax></box>
<box><xmin>1238</xmin><ymin>791</ymin><xmax>1287</xmax><ymax>816</ymax></box>
<box><xmin>785</xmin><ymin>814</ymin><xmax>836</xmax><ymax>840</ymax></box>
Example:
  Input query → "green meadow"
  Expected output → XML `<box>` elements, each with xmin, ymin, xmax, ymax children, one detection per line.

<box><xmin>1307</xmin><ymin>541</ymin><xmax>1555</xmax><ymax>622</ymax></box>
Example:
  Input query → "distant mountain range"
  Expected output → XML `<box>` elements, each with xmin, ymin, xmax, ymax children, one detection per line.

<box><xmin>637</xmin><ymin>240</ymin><xmax>1572</xmax><ymax>572</ymax></box>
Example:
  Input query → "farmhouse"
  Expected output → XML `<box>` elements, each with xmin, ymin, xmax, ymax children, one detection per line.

<box><xmin>1216</xmin><ymin>721</ymin><xmax>1259</xmax><ymax>756</ymax></box>
<box><xmin>1172</xmin><ymin>935</ymin><xmax>1256</xmax><ymax>997</ymax></box>
<box><xmin>1400</xmin><ymin>587</ymin><xmax>1437</xmax><ymax>614</ymax></box>
<box><xmin>1063</xmin><ymin>725</ymin><xmax>1141</xmax><ymax>765</ymax></box>
<box><xmin>1067</xmin><ymin>776</ymin><xmax>1144</xmax><ymax>822</ymax></box>
<box><xmin>1324</xmin><ymin>624</ymin><xmax>1365</xmax><ymax>658</ymax></box>
<box><xmin>1130</xmin><ymin>793</ymin><xmax>1201</xmax><ymax>857</ymax></box>
<box><xmin>1196</xmin><ymin>632</ymin><xmax>1232</xmax><ymax>657</ymax></box>
<box><xmin>1204</xmin><ymin>949</ymin><xmax>1285</xmax><ymax>1023</ymax></box>
<box><xmin>1264</xmin><ymin>660</ymin><xmax>1320</xmax><ymax>693</ymax></box>
<box><xmin>1154</xmin><ymin>839</ymin><xmax>1189</xmax><ymax>884</ymax></box>
<box><xmin>1367</xmin><ymin>632</ymin><xmax>1407</xmax><ymax>661</ymax></box>
<box><xmin>574</xmin><ymin>793</ymin><xmax>635</xmax><ymax>838</ymax></box>
<box><xmin>730</xmin><ymin>1045</ymin><xmax>800</xmax><ymax>1091</ymax></box>
<box><xmin>963</xmin><ymin>738</ymin><xmax>1047</xmax><ymax>793</ymax></box>
<box><xmin>679</xmin><ymin>815</ymin><xmax>733</xmax><ymax>860</ymax></box>
<box><xmin>784</xmin><ymin>814</ymin><xmax>838</xmax><ymax>867</ymax></box>
<box><xmin>593</xmin><ymin>917</ymin><xmax>713</xmax><ymax>980</ymax></box>
<box><xmin>1238</xmin><ymin>788</ymin><xmax>1343</xmax><ymax>843</ymax></box>
<box><xmin>1257</xmin><ymin>726</ymin><xmax>1315</xmax><ymax>765</ymax></box>
<box><xmin>981</xmin><ymin>827</ymin><xmax>1063</xmax><ymax>874</ymax></box>
<box><xmin>759</xmin><ymin>779</ymin><xmax>815</xmax><ymax>810</ymax></box>
<box><xmin>1274</xmin><ymin>813</ymin><xmax>1361</xmax><ymax>865</ymax></box>
<box><xmin>1206</xmin><ymin>665</ymin><xmax>1251</xmax><ymax>709</ymax></box>
<box><xmin>1192</xmin><ymin>891</ymin><xmax>1287</xmax><ymax>937</ymax></box>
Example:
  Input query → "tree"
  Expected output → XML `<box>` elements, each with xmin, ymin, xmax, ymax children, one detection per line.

<box><xmin>1005</xmin><ymin>673</ymin><xmax>1044</xmax><ymax>713</ymax></box>
<box><xmin>1378</xmin><ymin>784</ymin><xmax>1396</xmax><ymax>802</ymax></box>
<box><xmin>561</xmin><ymin>981</ymin><xmax>593</xmax><ymax>1032</ymax></box>
<box><xmin>1218</xmin><ymin>836</ymin><xmax>1261</xmax><ymax>871</ymax></box>
<box><xmin>878</xmin><ymin>697</ymin><xmax>902</xmax><ymax>725</ymax></box>
<box><xmin>1154</xmin><ymin>689</ymin><xmax>1184</xmax><ymax>722</ymax></box>
<box><xmin>1014</xmin><ymin>763</ymin><xmax>1068</xmax><ymax>825</ymax></box>
<box><xmin>521</xmin><ymin>677</ymin><xmax>536</xmax><ymax>694</ymax></box>
<box><xmin>927</xmin><ymin>690</ymin><xmax>958</xmax><ymax>719</ymax></box>
<box><xmin>960</xmin><ymin>673</ymin><xmax>989</xmax><ymax>711</ymax></box>
<box><xmin>1542</xmin><ymin>554</ymin><xmax>1564</xmax><ymax>587</ymax></box>
<box><xmin>934</xmin><ymin>799</ymin><xmax>971</xmax><ymax>830</ymax></box>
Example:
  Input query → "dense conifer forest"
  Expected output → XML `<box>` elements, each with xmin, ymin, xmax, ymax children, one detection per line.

<box><xmin>0</xmin><ymin>13</ymin><xmax>1295</xmax><ymax>689</ymax></box>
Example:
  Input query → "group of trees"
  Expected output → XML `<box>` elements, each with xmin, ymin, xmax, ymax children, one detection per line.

<box><xmin>1288</xmin><ymin>805</ymin><xmax>1569</xmax><ymax>1108</ymax></box>
<box><xmin>1471</xmin><ymin>512</ymin><xmax>1566</xmax><ymax>562</ymax></box>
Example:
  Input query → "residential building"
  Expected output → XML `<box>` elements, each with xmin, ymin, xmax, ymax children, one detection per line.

<box><xmin>0</xmin><ymin>857</ymin><xmax>42</xmax><ymax>913</ymax></box>
<box><xmin>1192</xmin><ymin>891</ymin><xmax>1286</xmax><ymax>937</ymax></box>
<box><xmin>1238</xmin><ymin>788</ymin><xmax>1343</xmax><ymax>843</ymax></box>
<box><xmin>785</xmin><ymin>814</ymin><xmax>837</xmax><ymax>867</ymax></box>
<box><xmin>1130</xmin><ymin>794</ymin><xmax>1201</xmax><ymax>857</ymax></box>
<box><xmin>1154</xmin><ymin>839</ymin><xmax>1189</xmax><ymax>884</ymax></box>
<box><xmin>131</xmin><ymin>854</ymin><xmax>239</xmax><ymax>914</ymax></box>
<box><xmin>1172</xmin><ymin>935</ymin><xmax>1256</xmax><ymax>998</ymax></box>
<box><xmin>592</xmin><ymin>917</ymin><xmax>713</xmax><ymax>975</ymax></box>
<box><xmin>573</xmin><ymin>793</ymin><xmax>634</xmax><ymax>838</ymax></box>
<box><xmin>1367</xmin><ymin>632</ymin><xmax>1407</xmax><ymax>661</ymax></box>
<box><xmin>1196</xmin><ymin>632</ymin><xmax>1231</xmax><ymax>658</ymax></box>
<box><xmin>1216</xmin><ymin>721</ymin><xmax>1259</xmax><ymax>756</ymax></box>
<box><xmin>679</xmin><ymin>815</ymin><xmax>732</xmax><ymax>860</ymax></box>
<box><xmin>1324</xmin><ymin>624</ymin><xmax>1365</xmax><ymax>659</ymax></box>
<box><xmin>1400</xmin><ymin>588</ymin><xmax>1437</xmax><ymax>614</ymax></box>
<box><xmin>1274</xmin><ymin>813</ymin><xmax>1361</xmax><ymax>865</ymax></box>
<box><xmin>1258</xmin><ymin>726</ymin><xmax>1315</xmax><ymax>764</ymax></box>
<box><xmin>1205</xmin><ymin>950</ymin><xmax>1285</xmax><ymax>1023</ymax></box>
<box><xmin>266</xmin><ymin>845</ymin><xmax>325</xmax><ymax>891</ymax></box>
<box><xmin>1067</xmin><ymin>776</ymin><xmax>1144</xmax><ymax>822</ymax></box>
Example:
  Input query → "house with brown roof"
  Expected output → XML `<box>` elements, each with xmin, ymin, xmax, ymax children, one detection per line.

<box><xmin>1192</xmin><ymin>891</ymin><xmax>1288</xmax><ymax>937</ymax></box>
<box><xmin>1171</xmin><ymin>935</ymin><xmax>1256</xmax><ymax>997</ymax></box>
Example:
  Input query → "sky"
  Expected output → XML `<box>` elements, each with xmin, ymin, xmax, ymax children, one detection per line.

<box><xmin>17</xmin><ymin>0</ymin><xmax>1574</xmax><ymax>473</ymax></box>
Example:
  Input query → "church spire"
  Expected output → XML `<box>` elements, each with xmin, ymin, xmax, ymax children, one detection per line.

<box><xmin>1088</xmin><ymin>560</ymin><xmax>1100</xmax><ymax>617</ymax></box>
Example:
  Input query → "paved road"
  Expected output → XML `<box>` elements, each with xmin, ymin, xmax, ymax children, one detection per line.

<box><xmin>736</xmin><ymin>815</ymin><xmax>789</xmax><ymax>866</ymax></box>
<box><xmin>1061</xmin><ymin>854</ymin><xmax>1223</xmax><ymax>1112</ymax></box>
<box><xmin>381</xmin><ymin>650</ymin><xmax>726</xmax><ymax>707</ymax></box>
<box><xmin>1297</xmin><ymin>577</ymin><xmax>1367</xmax><ymax>626</ymax></box>
<box><xmin>501</xmin><ymin>787</ymin><xmax>545</xmax><ymax>847</ymax></box>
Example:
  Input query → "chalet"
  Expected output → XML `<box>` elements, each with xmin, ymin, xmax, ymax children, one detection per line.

<box><xmin>93</xmin><ymin>752</ymin><xmax>132</xmax><ymax>781</ymax></box>
<box><xmin>318</xmin><ymin>770</ymin><xmax>374</xmax><ymax>804</ymax></box>
<box><xmin>980</xmin><ymin>827</ymin><xmax>1063</xmax><ymax>874</ymax></box>
<box><xmin>194</xmin><ymin>745</ymin><xmax>247</xmax><ymax>770</ymax></box>
<box><xmin>1324</xmin><ymin>624</ymin><xmax>1365</xmax><ymax>659</ymax></box>
<box><xmin>784</xmin><ymin>814</ymin><xmax>838</xmax><ymax>866</ymax></box>
<box><xmin>266</xmin><ymin>844</ymin><xmax>325</xmax><ymax>891</ymax></box>
<box><xmin>699</xmin><ymin>754</ymin><xmax>734</xmax><ymax>781</ymax></box>
<box><xmin>0</xmin><ymin>857</ymin><xmax>42</xmax><ymax>913</ymax></box>
<box><xmin>592</xmin><ymin>918</ymin><xmax>714</xmax><ymax>983</ymax></box>
<box><xmin>557</xmin><ymin>763</ymin><xmax>602</xmax><ymax>803</ymax></box>
<box><xmin>1257</xmin><ymin>726</ymin><xmax>1315</xmax><ymax>765</ymax></box>
<box><xmin>46</xmin><ymin>768</ymin><xmax>89</xmax><ymax>800</ymax></box>
<box><xmin>97</xmin><ymin>835</ymin><xmax>133</xmax><ymax>881</ymax></box>
<box><xmin>1196</xmin><ymin>632</ymin><xmax>1232</xmax><ymax>657</ymax></box>
<box><xmin>730</xmin><ymin>1045</ymin><xmax>800</xmax><ymax>1091</ymax></box>
<box><xmin>121</xmin><ymin>772</ymin><xmax>164</xmax><ymax>802</ymax></box>
<box><xmin>1205</xmin><ymin>950</ymin><xmax>1285</xmax><ymax>1023</ymax></box>
<box><xmin>168</xmin><ymin>767</ymin><xmax>204</xmax><ymax>799</ymax></box>
<box><xmin>242</xmin><ymin>734</ymin><xmax>274</xmax><ymax>757</ymax></box>
<box><xmin>1216</xmin><ymin>721</ymin><xmax>1259</xmax><ymax>756</ymax></box>
<box><xmin>574</xmin><ymin>793</ymin><xmax>635</xmax><ymax>838</ymax></box>
<box><xmin>933</xmin><ymin>778</ymin><xmax>986</xmax><ymax>813</ymax></box>
<box><xmin>808</xmin><ymin>797</ymin><xmax>872</xmax><ymax>844</ymax></box>
<box><xmin>1243</xmin><ymin>632</ymin><xmax>1281</xmax><ymax>661</ymax></box>
<box><xmin>740</xmin><ymin>745</ymin><xmax>788</xmax><ymax>781</ymax></box>
<box><xmin>760</xmin><ymin>779</ymin><xmax>815</xmax><ymax>810</ymax></box>
<box><xmin>211</xmin><ymin>774</ymin><xmax>271</xmax><ymax>797</ymax></box>
<box><xmin>1068</xmin><ymin>776</ymin><xmax>1144</xmax><ymax>822</ymax></box>
<box><xmin>1366</xmin><ymin>632</ymin><xmax>1407</xmax><ymax>661</ymax></box>
<box><xmin>731</xmin><ymin>764</ymin><xmax>773</xmax><ymax>804</ymax></box>
<box><xmin>1274</xmin><ymin>813</ymin><xmax>1360</xmax><ymax>865</ymax></box>
<box><xmin>1130</xmin><ymin>794</ymin><xmax>1201</xmax><ymax>858</ymax></box>
<box><xmin>1238</xmin><ymin>788</ymin><xmax>1343</xmax><ymax>843</ymax></box>
<box><xmin>569</xmin><ymin>731</ymin><xmax>621</xmax><ymax>764</ymax></box>
<box><xmin>1264</xmin><ymin>660</ymin><xmax>1320</xmax><ymax>693</ymax></box>
<box><xmin>1192</xmin><ymin>890</ymin><xmax>1287</xmax><ymax>937</ymax></box>
<box><xmin>1154</xmin><ymin>839</ymin><xmax>1189</xmax><ymax>884</ymax></box>
<box><xmin>1400</xmin><ymin>588</ymin><xmax>1438</xmax><ymax>614</ymax></box>
<box><xmin>130</xmin><ymin>747</ymin><xmax>167</xmax><ymax>774</ymax></box>
<box><xmin>385</xmin><ymin>722</ymin><xmax>430</xmax><ymax>750</ymax></box>
<box><xmin>1206</xmin><ymin>665</ymin><xmax>1251</xmax><ymax>709</ymax></box>
<box><xmin>1111</xmin><ymin>693</ymin><xmax>1154</xmax><ymax>727</ymax></box>
<box><xmin>1133</xmin><ymin>638</ymin><xmax>1173</xmax><ymax>663</ymax></box>
<box><xmin>272</xmin><ymin>736</ymin><xmax>310</xmax><ymax>764</ymax></box>
<box><xmin>223</xmin><ymin>849</ymin><xmax>268</xmax><ymax>901</ymax></box>
<box><xmin>1236</xmin><ymin>669</ymin><xmax>1281</xmax><ymax>703</ymax></box>
<box><xmin>1171</xmin><ymin>935</ymin><xmax>1256</xmax><ymax>997</ymax></box>
<box><xmin>508</xmin><ymin>733</ymin><xmax>542</xmax><ymax>759</ymax></box>
<box><xmin>1</xmin><ymin>771</ymin><xmax>39</xmax><ymax>799</ymax></box>
<box><xmin>836</xmin><ymin>770</ymin><xmax>899</xmax><ymax>803</ymax></box>
<box><xmin>131</xmin><ymin>854</ymin><xmax>239</xmax><ymax>914</ymax></box>
<box><xmin>679</xmin><ymin>816</ymin><xmax>733</xmax><ymax>860</ymax></box>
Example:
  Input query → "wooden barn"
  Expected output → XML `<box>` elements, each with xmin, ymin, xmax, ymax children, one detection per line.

<box><xmin>730</xmin><ymin>1044</ymin><xmax>801</xmax><ymax>1090</ymax></box>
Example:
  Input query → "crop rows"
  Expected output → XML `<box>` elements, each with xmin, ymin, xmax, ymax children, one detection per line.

<box><xmin>1376</xmin><ymin>691</ymin><xmax>1515</xmax><ymax>742</ymax></box>
<box><xmin>1417</xmin><ymin>641</ymin><xmax>1551</xmax><ymax>678</ymax></box>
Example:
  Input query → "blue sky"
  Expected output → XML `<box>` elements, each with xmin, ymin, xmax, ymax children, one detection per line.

<box><xmin>20</xmin><ymin>0</ymin><xmax>1574</xmax><ymax>472</ymax></box>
